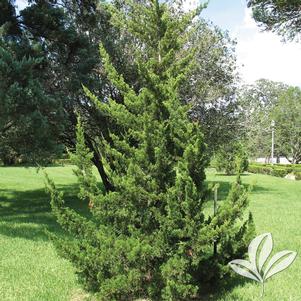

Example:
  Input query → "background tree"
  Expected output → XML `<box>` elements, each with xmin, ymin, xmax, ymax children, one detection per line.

<box><xmin>183</xmin><ymin>22</ymin><xmax>240</xmax><ymax>155</ymax></box>
<box><xmin>238</xmin><ymin>79</ymin><xmax>287</xmax><ymax>161</ymax></box>
<box><xmin>47</xmin><ymin>1</ymin><xmax>254</xmax><ymax>300</ymax></box>
<box><xmin>272</xmin><ymin>87</ymin><xmax>301</xmax><ymax>163</ymax></box>
<box><xmin>247</xmin><ymin>0</ymin><xmax>301</xmax><ymax>41</ymax></box>
<box><xmin>0</xmin><ymin>3</ymin><xmax>63</xmax><ymax>164</ymax></box>
<box><xmin>1</xmin><ymin>0</ymin><xmax>240</xmax><ymax>173</ymax></box>
<box><xmin>214</xmin><ymin>142</ymin><xmax>249</xmax><ymax>175</ymax></box>
<box><xmin>0</xmin><ymin>0</ymin><xmax>134</xmax><ymax>185</ymax></box>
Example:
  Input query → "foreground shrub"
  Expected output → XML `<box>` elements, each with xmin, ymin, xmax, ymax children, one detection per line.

<box><xmin>47</xmin><ymin>1</ymin><xmax>254</xmax><ymax>300</ymax></box>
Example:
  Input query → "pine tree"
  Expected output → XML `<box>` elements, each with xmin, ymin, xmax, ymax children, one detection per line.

<box><xmin>47</xmin><ymin>1</ymin><xmax>254</xmax><ymax>300</ymax></box>
<box><xmin>0</xmin><ymin>38</ymin><xmax>63</xmax><ymax>164</ymax></box>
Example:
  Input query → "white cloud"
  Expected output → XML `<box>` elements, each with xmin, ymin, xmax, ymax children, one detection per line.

<box><xmin>242</xmin><ymin>7</ymin><xmax>257</xmax><ymax>29</ymax></box>
<box><xmin>235</xmin><ymin>8</ymin><xmax>301</xmax><ymax>87</ymax></box>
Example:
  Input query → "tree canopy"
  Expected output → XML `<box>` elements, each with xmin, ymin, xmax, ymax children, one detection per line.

<box><xmin>0</xmin><ymin>0</ymin><xmax>239</xmax><ymax>169</ymax></box>
<box><xmin>247</xmin><ymin>0</ymin><xmax>301</xmax><ymax>41</ymax></box>
<box><xmin>238</xmin><ymin>78</ymin><xmax>288</xmax><ymax>160</ymax></box>
<box><xmin>0</xmin><ymin>8</ymin><xmax>63</xmax><ymax>164</ymax></box>
<box><xmin>272</xmin><ymin>87</ymin><xmax>301</xmax><ymax>163</ymax></box>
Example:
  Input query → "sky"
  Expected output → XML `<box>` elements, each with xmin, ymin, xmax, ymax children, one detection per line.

<box><xmin>15</xmin><ymin>0</ymin><xmax>301</xmax><ymax>87</ymax></box>
<box><xmin>200</xmin><ymin>0</ymin><xmax>301</xmax><ymax>87</ymax></box>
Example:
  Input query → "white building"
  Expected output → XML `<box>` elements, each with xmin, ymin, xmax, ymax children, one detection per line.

<box><xmin>255</xmin><ymin>157</ymin><xmax>294</xmax><ymax>164</ymax></box>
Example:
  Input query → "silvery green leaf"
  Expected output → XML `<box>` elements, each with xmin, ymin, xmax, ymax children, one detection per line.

<box><xmin>263</xmin><ymin>250</ymin><xmax>297</xmax><ymax>281</ymax></box>
<box><xmin>248</xmin><ymin>233</ymin><xmax>271</xmax><ymax>272</ymax></box>
<box><xmin>258</xmin><ymin>233</ymin><xmax>273</xmax><ymax>272</ymax></box>
<box><xmin>229</xmin><ymin>259</ymin><xmax>262</xmax><ymax>283</ymax></box>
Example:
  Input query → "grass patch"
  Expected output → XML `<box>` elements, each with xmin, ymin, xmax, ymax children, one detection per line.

<box><xmin>0</xmin><ymin>166</ymin><xmax>85</xmax><ymax>301</ymax></box>
<box><xmin>0</xmin><ymin>166</ymin><xmax>300</xmax><ymax>300</ymax></box>
<box><xmin>206</xmin><ymin>170</ymin><xmax>301</xmax><ymax>301</ymax></box>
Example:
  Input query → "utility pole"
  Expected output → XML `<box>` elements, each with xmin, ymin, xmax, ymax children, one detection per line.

<box><xmin>271</xmin><ymin>120</ymin><xmax>275</xmax><ymax>165</ymax></box>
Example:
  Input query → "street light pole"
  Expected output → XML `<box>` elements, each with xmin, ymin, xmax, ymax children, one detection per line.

<box><xmin>271</xmin><ymin>120</ymin><xmax>275</xmax><ymax>165</ymax></box>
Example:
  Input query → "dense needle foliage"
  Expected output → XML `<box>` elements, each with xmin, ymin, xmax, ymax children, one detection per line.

<box><xmin>47</xmin><ymin>1</ymin><xmax>254</xmax><ymax>300</ymax></box>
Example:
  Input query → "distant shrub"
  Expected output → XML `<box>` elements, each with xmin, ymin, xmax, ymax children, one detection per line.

<box><xmin>214</xmin><ymin>144</ymin><xmax>248</xmax><ymax>175</ymax></box>
<box><xmin>294</xmin><ymin>172</ymin><xmax>301</xmax><ymax>180</ymax></box>
<box><xmin>270</xmin><ymin>168</ymin><xmax>288</xmax><ymax>178</ymax></box>
<box><xmin>247</xmin><ymin>164</ymin><xmax>301</xmax><ymax>180</ymax></box>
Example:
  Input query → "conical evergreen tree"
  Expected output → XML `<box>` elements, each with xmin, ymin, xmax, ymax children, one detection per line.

<box><xmin>47</xmin><ymin>1</ymin><xmax>254</xmax><ymax>300</ymax></box>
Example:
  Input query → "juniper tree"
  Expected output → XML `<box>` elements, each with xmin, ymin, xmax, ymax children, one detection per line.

<box><xmin>47</xmin><ymin>1</ymin><xmax>254</xmax><ymax>300</ymax></box>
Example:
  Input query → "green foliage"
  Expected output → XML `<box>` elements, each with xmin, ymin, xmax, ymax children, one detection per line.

<box><xmin>0</xmin><ymin>0</ymin><xmax>21</xmax><ymax>36</ymax></box>
<box><xmin>239</xmin><ymin>80</ymin><xmax>301</xmax><ymax>164</ymax></box>
<box><xmin>295</xmin><ymin>171</ymin><xmax>301</xmax><ymax>180</ymax></box>
<box><xmin>248</xmin><ymin>165</ymin><xmax>289</xmax><ymax>178</ymax></box>
<box><xmin>272</xmin><ymin>87</ymin><xmax>301</xmax><ymax>164</ymax></box>
<box><xmin>214</xmin><ymin>143</ymin><xmax>249</xmax><ymax>175</ymax></box>
<box><xmin>248</xmin><ymin>163</ymin><xmax>301</xmax><ymax>179</ymax></box>
<box><xmin>238</xmin><ymin>79</ymin><xmax>288</xmax><ymax>160</ymax></box>
<box><xmin>1</xmin><ymin>0</ymin><xmax>240</xmax><ymax>175</ymax></box>
<box><xmin>1</xmin><ymin>0</ymin><xmax>116</xmax><ymax>171</ymax></box>
<box><xmin>181</xmin><ymin>22</ymin><xmax>240</xmax><ymax>155</ymax></box>
<box><xmin>69</xmin><ymin>116</ymin><xmax>101</xmax><ymax>202</ymax></box>
<box><xmin>247</xmin><ymin>0</ymin><xmax>301</xmax><ymax>41</ymax></box>
<box><xmin>0</xmin><ymin>39</ymin><xmax>63</xmax><ymax>164</ymax></box>
<box><xmin>46</xmin><ymin>1</ymin><xmax>254</xmax><ymax>300</ymax></box>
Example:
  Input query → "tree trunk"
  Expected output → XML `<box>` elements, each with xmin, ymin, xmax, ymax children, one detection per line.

<box><xmin>85</xmin><ymin>135</ymin><xmax>114</xmax><ymax>193</ymax></box>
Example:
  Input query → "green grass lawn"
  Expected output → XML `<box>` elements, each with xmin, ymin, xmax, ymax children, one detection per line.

<box><xmin>0</xmin><ymin>166</ymin><xmax>300</xmax><ymax>301</ymax></box>
<box><xmin>0</xmin><ymin>166</ymin><xmax>85</xmax><ymax>301</ymax></box>
<box><xmin>206</xmin><ymin>171</ymin><xmax>301</xmax><ymax>301</ymax></box>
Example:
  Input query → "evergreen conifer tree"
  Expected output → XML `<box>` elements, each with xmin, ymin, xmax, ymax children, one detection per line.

<box><xmin>47</xmin><ymin>1</ymin><xmax>254</xmax><ymax>299</ymax></box>
<box><xmin>0</xmin><ymin>37</ymin><xmax>63</xmax><ymax>164</ymax></box>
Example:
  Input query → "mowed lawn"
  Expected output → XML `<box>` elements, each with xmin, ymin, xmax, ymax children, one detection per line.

<box><xmin>206</xmin><ymin>171</ymin><xmax>301</xmax><ymax>301</ymax></box>
<box><xmin>0</xmin><ymin>166</ymin><xmax>301</xmax><ymax>301</ymax></box>
<box><xmin>0</xmin><ymin>166</ymin><xmax>85</xmax><ymax>301</ymax></box>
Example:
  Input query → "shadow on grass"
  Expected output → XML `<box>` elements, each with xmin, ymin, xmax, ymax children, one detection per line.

<box><xmin>198</xmin><ymin>275</ymin><xmax>252</xmax><ymax>301</ymax></box>
<box><xmin>0</xmin><ymin>170</ymin><xmax>262</xmax><ymax>300</ymax></box>
<box><xmin>0</xmin><ymin>163</ymin><xmax>72</xmax><ymax>168</ymax></box>
<box><xmin>213</xmin><ymin>173</ymin><xmax>250</xmax><ymax>177</ymax></box>
<box><xmin>0</xmin><ymin>183</ymin><xmax>96</xmax><ymax>242</ymax></box>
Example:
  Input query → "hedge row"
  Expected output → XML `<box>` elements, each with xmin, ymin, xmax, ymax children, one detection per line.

<box><xmin>248</xmin><ymin>164</ymin><xmax>301</xmax><ymax>180</ymax></box>
<box><xmin>250</xmin><ymin>162</ymin><xmax>301</xmax><ymax>170</ymax></box>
